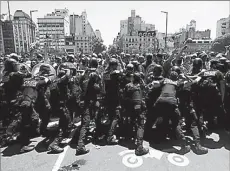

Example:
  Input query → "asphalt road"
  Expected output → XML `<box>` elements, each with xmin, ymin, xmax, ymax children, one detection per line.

<box><xmin>1</xmin><ymin>130</ymin><xmax>230</xmax><ymax>171</ymax></box>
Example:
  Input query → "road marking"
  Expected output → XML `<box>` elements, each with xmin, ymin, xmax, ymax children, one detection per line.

<box><xmin>52</xmin><ymin>121</ymin><xmax>81</xmax><ymax>171</ymax></box>
<box><xmin>119</xmin><ymin>149</ymin><xmax>190</xmax><ymax>168</ymax></box>
<box><xmin>144</xmin><ymin>148</ymin><xmax>164</xmax><ymax>160</ymax></box>
<box><xmin>119</xmin><ymin>150</ymin><xmax>143</xmax><ymax>168</ymax></box>
<box><xmin>167</xmin><ymin>153</ymin><xmax>189</xmax><ymax>167</ymax></box>
<box><xmin>52</xmin><ymin>146</ymin><xmax>69</xmax><ymax>171</ymax></box>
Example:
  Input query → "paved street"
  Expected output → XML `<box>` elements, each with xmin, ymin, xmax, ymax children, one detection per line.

<box><xmin>1</xmin><ymin>130</ymin><xmax>230</xmax><ymax>171</ymax></box>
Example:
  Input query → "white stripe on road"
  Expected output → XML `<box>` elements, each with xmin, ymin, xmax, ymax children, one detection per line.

<box><xmin>51</xmin><ymin>121</ymin><xmax>82</xmax><ymax>171</ymax></box>
<box><xmin>52</xmin><ymin>146</ymin><xmax>69</xmax><ymax>171</ymax></box>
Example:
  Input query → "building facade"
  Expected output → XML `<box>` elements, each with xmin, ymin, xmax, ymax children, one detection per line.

<box><xmin>95</xmin><ymin>29</ymin><xmax>102</xmax><ymax>41</ymax></box>
<box><xmin>65</xmin><ymin>11</ymin><xmax>96</xmax><ymax>55</ymax></box>
<box><xmin>186</xmin><ymin>20</ymin><xmax>196</xmax><ymax>31</ymax></box>
<box><xmin>120</xmin><ymin>30</ymin><xmax>157</xmax><ymax>54</ymax></box>
<box><xmin>115</xmin><ymin>10</ymin><xmax>157</xmax><ymax>54</ymax></box>
<box><xmin>37</xmin><ymin>9</ymin><xmax>69</xmax><ymax>52</ymax></box>
<box><xmin>173</xmin><ymin>21</ymin><xmax>212</xmax><ymax>49</ymax></box>
<box><xmin>184</xmin><ymin>39</ymin><xmax>213</xmax><ymax>53</ymax></box>
<box><xmin>0</xmin><ymin>20</ymin><xmax>4</xmax><ymax>54</ymax></box>
<box><xmin>2</xmin><ymin>20</ymin><xmax>15</xmax><ymax>54</ymax></box>
<box><xmin>12</xmin><ymin>10</ymin><xmax>36</xmax><ymax>54</ymax></box>
<box><xmin>216</xmin><ymin>17</ymin><xmax>230</xmax><ymax>38</ymax></box>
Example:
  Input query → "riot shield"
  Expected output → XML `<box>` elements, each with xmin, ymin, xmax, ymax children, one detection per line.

<box><xmin>31</xmin><ymin>63</ymin><xmax>56</xmax><ymax>81</ymax></box>
<box><xmin>57</xmin><ymin>62</ymin><xmax>77</xmax><ymax>76</ymax></box>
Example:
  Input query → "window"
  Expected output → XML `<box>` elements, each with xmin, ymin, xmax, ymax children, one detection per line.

<box><xmin>198</xmin><ymin>41</ymin><xmax>202</xmax><ymax>43</ymax></box>
<box><xmin>148</xmin><ymin>39</ymin><xmax>150</xmax><ymax>41</ymax></box>
<box><xmin>126</xmin><ymin>44</ymin><xmax>128</xmax><ymax>47</ymax></box>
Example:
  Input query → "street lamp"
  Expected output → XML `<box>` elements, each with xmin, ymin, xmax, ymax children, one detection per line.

<box><xmin>161</xmin><ymin>11</ymin><xmax>168</xmax><ymax>50</ymax></box>
<box><xmin>30</xmin><ymin>10</ymin><xmax>38</xmax><ymax>43</ymax></box>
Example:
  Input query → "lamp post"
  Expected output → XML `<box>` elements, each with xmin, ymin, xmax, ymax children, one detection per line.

<box><xmin>30</xmin><ymin>10</ymin><xmax>38</xmax><ymax>43</ymax></box>
<box><xmin>161</xmin><ymin>11</ymin><xmax>168</xmax><ymax>50</ymax></box>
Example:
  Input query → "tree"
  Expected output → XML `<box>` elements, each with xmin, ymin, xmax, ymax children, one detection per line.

<box><xmin>92</xmin><ymin>38</ymin><xmax>107</xmax><ymax>54</ymax></box>
<box><xmin>108</xmin><ymin>45</ymin><xmax>118</xmax><ymax>55</ymax></box>
<box><xmin>210</xmin><ymin>33</ymin><xmax>230</xmax><ymax>53</ymax></box>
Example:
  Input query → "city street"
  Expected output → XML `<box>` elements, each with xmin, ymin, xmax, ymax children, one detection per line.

<box><xmin>1</xmin><ymin>126</ymin><xmax>230</xmax><ymax>171</ymax></box>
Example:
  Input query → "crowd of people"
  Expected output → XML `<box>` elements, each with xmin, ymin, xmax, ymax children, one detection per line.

<box><xmin>0</xmin><ymin>44</ymin><xmax>230</xmax><ymax>157</ymax></box>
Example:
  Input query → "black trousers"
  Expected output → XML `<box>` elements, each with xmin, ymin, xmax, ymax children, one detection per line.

<box><xmin>154</xmin><ymin>97</ymin><xmax>185</xmax><ymax>142</ymax></box>
<box><xmin>124</xmin><ymin>100</ymin><xmax>146</xmax><ymax>147</ymax></box>
<box><xmin>179</xmin><ymin>101</ymin><xmax>200</xmax><ymax>142</ymax></box>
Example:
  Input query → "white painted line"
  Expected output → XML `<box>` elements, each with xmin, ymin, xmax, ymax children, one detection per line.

<box><xmin>51</xmin><ymin>121</ymin><xmax>81</xmax><ymax>171</ymax></box>
<box><xmin>52</xmin><ymin>146</ymin><xmax>69</xmax><ymax>171</ymax></box>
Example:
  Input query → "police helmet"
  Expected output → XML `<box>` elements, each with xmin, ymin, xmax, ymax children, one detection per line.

<box><xmin>90</xmin><ymin>57</ymin><xmax>98</xmax><ymax>68</ymax></box>
<box><xmin>109</xmin><ymin>58</ymin><xmax>118</xmax><ymax>66</ymax></box>
<box><xmin>153</xmin><ymin>64</ymin><xmax>163</xmax><ymax>76</ymax></box>
<box><xmin>4</xmin><ymin>58</ymin><xmax>18</xmax><ymax>72</ymax></box>
<box><xmin>92</xmin><ymin>53</ymin><xmax>98</xmax><ymax>58</ymax></box>
<box><xmin>193</xmin><ymin>58</ymin><xmax>203</xmax><ymax>68</ymax></box>
<box><xmin>169</xmin><ymin>71</ymin><xmax>179</xmax><ymax>81</ymax></box>
<box><xmin>171</xmin><ymin>66</ymin><xmax>181</xmax><ymax>75</ymax></box>
<box><xmin>39</xmin><ymin>64</ymin><xmax>51</xmax><ymax>74</ymax></box>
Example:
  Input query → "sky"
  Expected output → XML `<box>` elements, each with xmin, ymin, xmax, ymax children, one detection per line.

<box><xmin>1</xmin><ymin>1</ymin><xmax>229</xmax><ymax>46</ymax></box>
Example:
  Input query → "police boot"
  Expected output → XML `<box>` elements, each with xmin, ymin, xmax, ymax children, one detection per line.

<box><xmin>179</xmin><ymin>139</ymin><xmax>191</xmax><ymax>155</ymax></box>
<box><xmin>20</xmin><ymin>144</ymin><xmax>35</xmax><ymax>153</ymax></box>
<box><xmin>48</xmin><ymin>138</ymin><xmax>64</xmax><ymax>153</ymax></box>
<box><xmin>75</xmin><ymin>146</ymin><xmax>90</xmax><ymax>156</ymax></box>
<box><xmin>194</xmin><ymin>142</ymin><xmax>208</xmax><ymax>155</ymax></box>
<box><xmin>135</xmin><ymin>145</ymin><xmax>149</xmax><ymax>156</ymax></box>
<box><xmin>48</xmin><ymin>130</ymin><xmax>64</xmax><ymax>153</ymax></box>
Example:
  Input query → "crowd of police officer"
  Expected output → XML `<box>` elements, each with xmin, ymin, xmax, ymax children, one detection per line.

<box><xmin>0</xmin><ymin>44</ymin><xmax>230</xmax><ymax>157</ymax></box>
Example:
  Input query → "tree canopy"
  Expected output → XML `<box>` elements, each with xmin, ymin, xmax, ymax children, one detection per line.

<box><xmin>210</xmin><ymin>33</ymin><xmax>230</xmax><ymax>53</ymax></box>
<box><xmin>92</xmin><ymin>38</ymin><xmax>107</xmax><ymax>54</ymax></box>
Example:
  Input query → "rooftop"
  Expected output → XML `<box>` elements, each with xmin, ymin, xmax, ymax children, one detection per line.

<box><xmin>13</xmin><ymin>10</ymin><xmax>31</xmax><ymax>20</ymax></box>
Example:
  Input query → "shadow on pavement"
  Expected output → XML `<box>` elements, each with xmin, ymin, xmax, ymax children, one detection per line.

<box><xmin>201</xmin><ymin>129</ymin><xmax>229</xmax><ymax>150</ymax></box>
<box><xmin>1</xmin><ymin>144</ymin><xmax>22</xmax><ymax>156</ymax></box>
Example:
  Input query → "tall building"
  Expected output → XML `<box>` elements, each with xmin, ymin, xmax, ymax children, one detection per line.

<box><xmin>216</xmin><ymin>17</ymin><xmax>230</xmax><ymax>38</ymax></box>
<box><xmin>65</xmin><ymin>11</ymin><xmax>96</xmax><ymax>54</ymax></box>
<box><xmin>95</xmin><ymin>29</ymin><xmax>102</xmax><ymax>41</ymax></box>
<box><xmin>114</xmin><ymin>10</ymin><xmax>156</xmax><ymax>54</ymax></box>
<box><xmin>119</xmin><ymin>10</ymin><xmax>155</xmax><ymax>37</ymax></box>
<box><xmin>120</xmin><ymin>20</ymin><xmax>128</xmax><ymax>36</ymax></box>
<box><xmin>37</xmin><ymin>8</ymin><xmax>69</xmax><ymax>52</ymax></box>
<box><xmin>2</xmin><ymin>20</ymin><xmax>15</xmax><ymax>54</ymax></box>
<box><xmin>0</xmin><ymin>20</ymin><xmax>4</xmax><ymax>54</ymax></box>
<box><xmin>186</xmin><ymin>20</ymin><xmax>196</xmax><ymax>31</ymax></box>
<box><xmin>12</xmin><ymin>10</ymin><xmax>36</xmax><ymax>54</ymax></box>
<box><xmin>173</xmin><ymin>26</ymin><xmax>211</xmax><ymax>52</ymax></box>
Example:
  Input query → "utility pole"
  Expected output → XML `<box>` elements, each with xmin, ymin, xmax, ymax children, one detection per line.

<box><xmin>30</xmin><ymin>10</ymin><xmax>38</xmax><ymax>43</ymax></box>
<box><xmin>7</xmin><ymin>1</ymin><xmax>11</xmax><ymax>20</ymax></box>
<box><xmin>161</xmin><ymin>11</ymin><xmax>168</xmax><ymax>51</ymax></box>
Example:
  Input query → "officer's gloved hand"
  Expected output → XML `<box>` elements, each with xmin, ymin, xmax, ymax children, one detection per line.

<box><xmin>94</xmin><ymin>83</ymin><xmax>100</xmax><ymax>91</ymax></box>
<box><xmin>79</xmin><ymin>101</ymin><xmax>84</xmax><ymax>108</ymax></box>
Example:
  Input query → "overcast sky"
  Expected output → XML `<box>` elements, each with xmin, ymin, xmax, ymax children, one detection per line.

<box><xmin>1</xmin><ymin>1</ymin><xmax>229</xmax><ymax>46</ymax></box>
